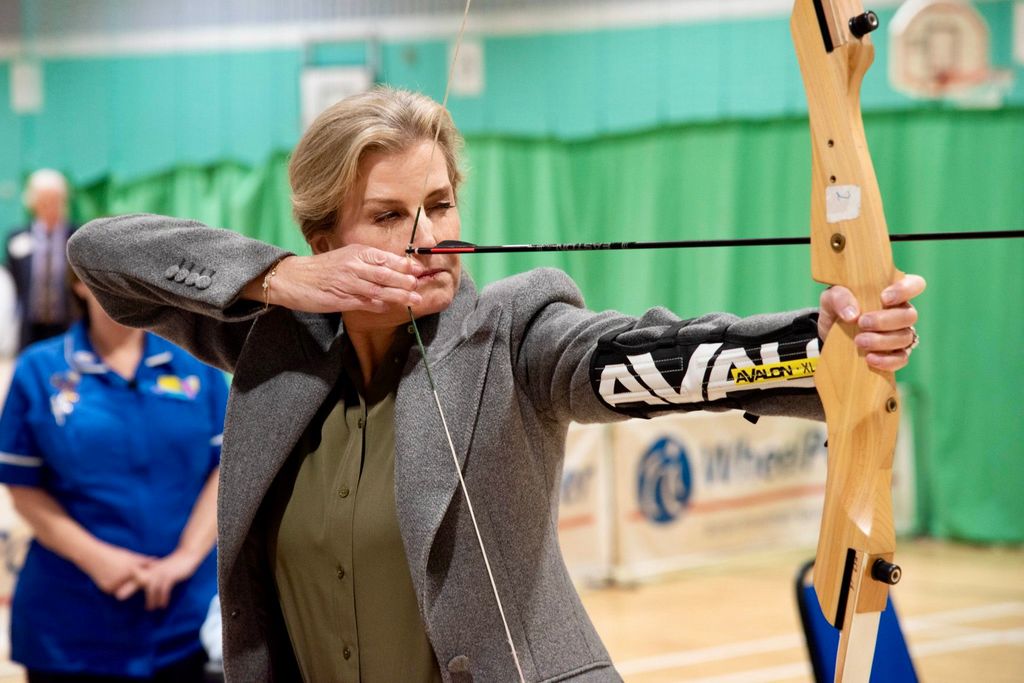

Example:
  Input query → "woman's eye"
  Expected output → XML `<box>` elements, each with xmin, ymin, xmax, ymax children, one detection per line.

<box><xmin>373</xmin><ymin>212</ymin><xmax>401</xmax><ymax>224</ymax></box>
<box><xmin>429</xmin><ymin>201</ymin><xmax>454</xmax><ymax>213</ymax></box>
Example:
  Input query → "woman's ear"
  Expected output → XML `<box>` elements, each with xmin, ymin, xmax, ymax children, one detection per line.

<box><xmin>310</xmin><ymin>233</ymin><xmax>334</xmax><ymax>255</ymax></box>
<box><xmin>71</xmin><ymin>279</ymin><xmax>91</xmax><ymax>301</ymax></box>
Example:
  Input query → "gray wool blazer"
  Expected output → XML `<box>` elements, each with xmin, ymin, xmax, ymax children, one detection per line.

<box><xmin>68</xmin><ymin>214</ymin><xmax>823</xmax><ymax>683</ymax></box>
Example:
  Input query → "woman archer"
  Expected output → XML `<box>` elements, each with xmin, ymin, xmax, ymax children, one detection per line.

<box><xmin>68</xmin><ymin>86</ymin><xmax>925</xmax><ymax>682</ymax></box>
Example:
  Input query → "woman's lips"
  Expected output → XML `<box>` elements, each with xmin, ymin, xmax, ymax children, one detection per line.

<box><xmin>418</xmin><ymin>268</ymin><xmax>445</xmax><ymax>281</ymax></box>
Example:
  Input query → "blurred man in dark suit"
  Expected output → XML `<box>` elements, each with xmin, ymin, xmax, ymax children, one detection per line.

<box><xmin>4</xmin><ymin>170</ymin><xmax>78</xmax><ymax>350</ymax></box>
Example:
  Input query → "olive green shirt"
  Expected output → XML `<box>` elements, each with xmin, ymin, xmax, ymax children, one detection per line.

<box><xmin>267</xmin><ymin>331</ymin><xmax>441</xmax><ymax>683</ymax></box>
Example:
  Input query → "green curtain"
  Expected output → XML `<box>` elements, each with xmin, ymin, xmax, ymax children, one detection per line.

<box><xmin>75</xmin><ymin>157</ymin><xmax>305</xmax><ymax>255</ymax></box>
<box><xmin>74</xmin><ymin>107</ymin><xmax>1024</xmax><ymax>543</ymax></box>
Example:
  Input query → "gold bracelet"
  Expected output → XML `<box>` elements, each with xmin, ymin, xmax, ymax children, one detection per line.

<box><xmin>261</xmin><ymin>259</ymin><xmax>284</xmax><ymax>311</ymax></box>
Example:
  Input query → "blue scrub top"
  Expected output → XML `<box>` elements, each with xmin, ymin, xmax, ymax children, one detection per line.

<box><xmin>0</xmin><ymin>322</ymin><xmax>227</xmax><ymax>677</ymax></box>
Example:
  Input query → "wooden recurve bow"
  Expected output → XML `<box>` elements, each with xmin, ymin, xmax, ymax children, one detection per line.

<box><xmin>792</xmin><ymin>1</ymin><xmax>905</xmax><ymax>680</ymax></box>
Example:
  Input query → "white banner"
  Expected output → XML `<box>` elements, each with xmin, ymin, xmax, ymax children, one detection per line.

<box><xmin>611</xmin><ymin>411</ymin><xmax>830</xmax><ymax>581</ymax></box>
<box><xmin>560</xmin><ymin>397</ymin><xmax>915</xmax><ymax>583</ymax></box>
<box><xmin>558</xmin><ymin>423</ymin><xmax>614</xmax><ymax>585</ymax></box>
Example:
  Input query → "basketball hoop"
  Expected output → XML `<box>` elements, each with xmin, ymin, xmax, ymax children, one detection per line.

<box><xmin>889</xmin><ymin>0</ymin><xmax>1013</xmax><ymax>106</ymax></box>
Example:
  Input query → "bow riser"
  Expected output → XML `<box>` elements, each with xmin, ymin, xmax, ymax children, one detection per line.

<box><xmin>791</xmin><ymin>1</ymin><xmax>904</xmax><ymax>677</ymax></box>
<box><xmin>797</xmin><ymin>2</ymin><xmax>900</xmax><ymax>293</ymax></box>
<box><xmin>813</xmin><ymin>336</ymin><xmax>899</xmax><ymax>623</ymax></box>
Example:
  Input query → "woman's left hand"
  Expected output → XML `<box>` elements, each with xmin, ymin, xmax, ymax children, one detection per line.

<box><xmin>132</xmin><ymin>549</ymin><xmax>203</xmax><ymax>611</ymax></box>
<box><xmin>818</xmin><ymin>273</ymin><xmax>927</xmax><ymax>372</ymax></box>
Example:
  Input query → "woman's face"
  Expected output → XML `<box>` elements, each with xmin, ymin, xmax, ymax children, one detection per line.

<box><xmin>316</xmin><ymin>139</ymin><xmax>462</xmax><ymax>327</ymax></box>
<box><xmin>71</xmin><ymin>279</ymin><xmax>116</xmax><ymax>329</ymax></box>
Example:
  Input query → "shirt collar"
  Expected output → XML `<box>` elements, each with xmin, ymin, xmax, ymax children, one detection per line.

<box><xmin>140</xmin><ymin>334</ymin><xmax>176</xmax><ymax>369</ymax></box>
<box><xmin>340</xmin><ymin>326</ymin><xmax>415</xmax><ymax>405</ymax></box>
<box><xmin>31</xmin><ymin>219</ymin><xmax>69</xmax><ymax>240</ymax></box>
<box><xmin>64</xmin><ymin>322</ymin><xmax>176</xmax><ymax>375</ymax></box>
<box><xmin>65</xmin><ymin>323</ymin><xmax>108</xmax><ymax>374</ymax></box>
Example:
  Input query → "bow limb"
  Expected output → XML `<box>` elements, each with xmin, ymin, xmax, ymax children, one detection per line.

<box><xmin>792</xmin><ymin>1</ymin><xmax>903</xmax><ymax>681</ymax></box>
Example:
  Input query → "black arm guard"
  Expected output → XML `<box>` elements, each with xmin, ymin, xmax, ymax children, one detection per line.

<box><xmin>589</xmin><ymin>313</ymin><xmax>822</xmax><ymax>419</ymax></box>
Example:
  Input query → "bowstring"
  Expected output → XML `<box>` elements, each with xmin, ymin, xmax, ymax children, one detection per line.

<box><xmin>404</xmin><ymin>1</ymin><xmax>527</xmax><ymax>680</ymax></box>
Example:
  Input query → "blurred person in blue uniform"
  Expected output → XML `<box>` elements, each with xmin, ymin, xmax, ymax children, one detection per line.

<box><xmin>4</xmin><ymin>169</ymin><xmax>79</xmax><ymax>351</ymax></box>
<box><xmin>0</xmin><ymin>267</ymin><xmax>227</xmax><ymax>682</ymax></box>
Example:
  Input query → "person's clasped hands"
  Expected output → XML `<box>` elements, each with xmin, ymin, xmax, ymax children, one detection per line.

<box><xmin>85</xmin><ymin>541</ymin><xmax>208</xmax><ymax>611</ymax></box>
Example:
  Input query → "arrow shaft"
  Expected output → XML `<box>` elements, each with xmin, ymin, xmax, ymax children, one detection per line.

<box><xmin>409</xmin><ymin>229</ymin><xmax>1023</xmax><ymax>254</ymax></box>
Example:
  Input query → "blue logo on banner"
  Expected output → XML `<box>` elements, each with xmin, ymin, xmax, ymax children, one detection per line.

<box><xmin>638</xmin><ymin>436</ymin><xmax>693</xmax><ymax>524</ymax></box>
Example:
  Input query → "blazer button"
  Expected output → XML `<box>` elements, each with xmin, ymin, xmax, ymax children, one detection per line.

<box><xmin>164</xmin><ymin>265</ymin><xmax>180</xmax><ymax>280</ymax></box>
<box><xmin>174</xmin><ymin>269</ymin><xmax>189</xmax><ymax>283</ymax></box>
<box><xmin>185</xmin><ymin>272</ymin><xmax>199</xmax><ymax>286</ymax></box>
<box><xmin>196</xmin><ymin>275</ymin><xmax>212</xmax><ymax>290</ymax></box>
<box><xmin>447</xmin><ymin>655</ymin><xmax>471</xmax><ymax>673</ymax></box>
<box><xmin>343</xmin><ymin>646</ymin><xmax>352</xmax><ymax>660</ymax></box>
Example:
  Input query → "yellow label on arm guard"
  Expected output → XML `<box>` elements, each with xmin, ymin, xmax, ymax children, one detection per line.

<box><xmin>731</xmin><ymin>357</ymin><xmax>818</xmax><ymax>385</ymax></box>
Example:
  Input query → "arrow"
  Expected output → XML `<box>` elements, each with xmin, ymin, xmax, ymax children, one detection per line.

<box><xmin>408</xmin><ymin>229</ymin><xmax>1023</xmax><ymax>254</ymax></box>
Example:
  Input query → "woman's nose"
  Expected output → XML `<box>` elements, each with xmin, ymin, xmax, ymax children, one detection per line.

<box><xmin>411</xmin><ymin>208</ymin><xmax>437</xmax><ymax>247</ymax></box>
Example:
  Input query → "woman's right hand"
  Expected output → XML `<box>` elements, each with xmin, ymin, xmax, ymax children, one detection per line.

<box><xmin>82</xmin><ymin>542</ymin><xmax>154</xmax><ymax>600</ymax></box>
<box><xmin>246</xmin><ymin>247</ymin><xmax>426</xmax><ymax>314</ymax></box>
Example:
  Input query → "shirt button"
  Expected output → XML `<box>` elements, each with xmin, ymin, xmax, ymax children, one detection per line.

<box><xmin>356</xmin><ymin>417</ymin><xmax>365</xmax><ymax>429</ymax></box>
<box><xmin>338</xmin><ymin>487</ymin><xmax>350</xmax><ymax>498</ymax></box>
<box><xmin>406</xmin><ymin>324</ymin><xmax>415</xmax><ymax>334</ymax></box>
<box><xmin>336</xmin><ymin>566</ymin><xmax>346</xmax><ymax>580</ymax></box>
<box><xmin>343</xmin><ymin>647</ymin><xmax>352</xmax><ymax>660</ymax></box>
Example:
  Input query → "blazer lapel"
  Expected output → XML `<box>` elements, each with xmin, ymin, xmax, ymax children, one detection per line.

<box><xmin>394</xmin><ymin>275</ymin><xmax>503</xmax><ymax>597</ymax></box>
<box><xmin>218</xmin><ymin>308</ymin><xmax>344</xmax><ymax>573</ymax></box>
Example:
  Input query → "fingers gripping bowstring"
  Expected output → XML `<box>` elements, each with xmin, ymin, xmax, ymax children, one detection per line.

<box><xmin>405</xmin><ymin>2</ymin><xmax>527</xmax><ymax>681</ymax></box>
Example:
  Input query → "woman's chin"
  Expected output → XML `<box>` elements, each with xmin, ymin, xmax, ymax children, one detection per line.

<box><xmin>410</xmin><ymin>290</ymin><xmax>454</xmax><ymax>319</ymax></box>
<box><xmin>409</xmin><ymin>270</ymin><xmax>458</xmax><ymax>318</ymax></box>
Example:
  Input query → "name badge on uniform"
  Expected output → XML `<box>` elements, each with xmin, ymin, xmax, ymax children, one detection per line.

<box><xmin>49</xmin><ymin>371</ymin><xmax>81</xmax><ymax>426</ymax></box>
<box><xmin>153</xmin><ymin>374</ymin><xmax>200</xmax><ymax>400</ymax></box>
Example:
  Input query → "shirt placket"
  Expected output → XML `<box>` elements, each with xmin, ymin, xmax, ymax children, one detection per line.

<box><xmin>42</xmin><ymin>233</ymin><xmax>56</xmax><ymax>323</ymax></box>
<box><xmin>29</xmin><ymin>232</ymin><xmax>45</xmax><ymax>321</ymax></box>
<box><xmin>334</xmin><ymin>394</ymin><xmax>368</xmax><ymax>679</ymax></box>
<box><xmin>51</xmin><ymin>233</ymin><xmax>66</xmax><ymax>322</ymax></box>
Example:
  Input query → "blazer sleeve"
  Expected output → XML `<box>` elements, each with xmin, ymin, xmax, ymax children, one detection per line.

<box><xmin>497</xmin><ymin>268</ymin><xmax>824</xmax><ymax>425</ymax></box>
<box><xmin>67</xmin><ymin>214</ymin><xmax>291</xmax><ymax>373</ymax></box>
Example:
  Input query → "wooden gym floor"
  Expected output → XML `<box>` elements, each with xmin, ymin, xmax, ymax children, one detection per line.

<box><xmin>0</xmin><ymin>538</ymin><xmax>1020</xmax><ymax>682</ymax></box>
<box><xmin>580</xmin><ymin>539</ymin><xmax>1024</xmax><ymax>682</ymax></box>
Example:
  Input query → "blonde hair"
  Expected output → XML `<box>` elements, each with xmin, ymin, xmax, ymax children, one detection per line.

<box><xmin>289</xmin><ymin>86</ymin><xmax>464</xmax><ymax>243</ymax></box>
